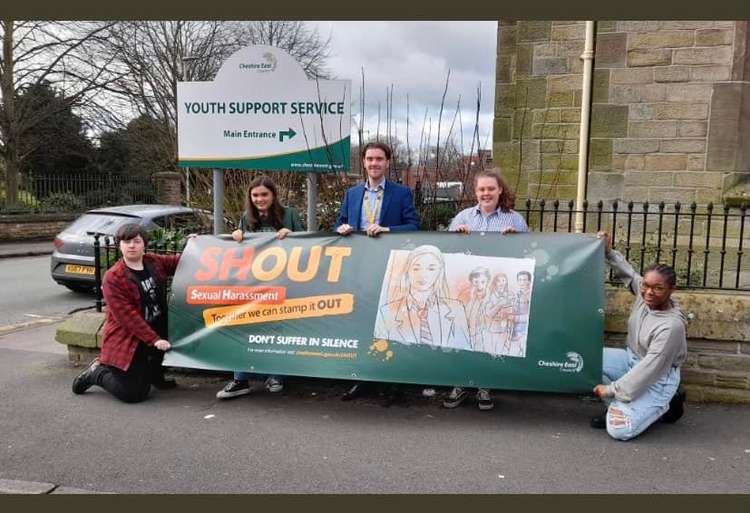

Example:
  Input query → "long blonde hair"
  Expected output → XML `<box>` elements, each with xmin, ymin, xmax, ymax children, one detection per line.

<box><xmin>401</xmin><ymin>245</ymin><xmax>451</xmax><ymax>299</ymax></box>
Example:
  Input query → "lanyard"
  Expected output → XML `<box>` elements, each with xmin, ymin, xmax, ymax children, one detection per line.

<box><xmin>363</xmin><ymin>188</ymin><xmax>384</xmax><ymax>225</ymax></box>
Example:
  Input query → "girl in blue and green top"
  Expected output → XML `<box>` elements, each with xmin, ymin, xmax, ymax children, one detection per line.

<box><xmin>216</xmin><ymin>176</ymin><xmax>305</xmax><ymax>400</ymax></box>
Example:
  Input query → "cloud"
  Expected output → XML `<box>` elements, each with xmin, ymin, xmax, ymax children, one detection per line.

<box><xmin>309</xmin><ymin>21</ymin><xmax>497</xmax><ymax>154</ymax></box>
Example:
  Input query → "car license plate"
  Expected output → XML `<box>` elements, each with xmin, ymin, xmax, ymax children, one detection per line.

<box><xmin>65</xmin><ymin>264</ymin><xmax>95</xmax><ymax>275</ymax></box>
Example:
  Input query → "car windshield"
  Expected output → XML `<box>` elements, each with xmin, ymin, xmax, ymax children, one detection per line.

<box><xmin>65</xmin><ymin>213</ymin><xmax>141</xmax><ymax>236</ymax></box>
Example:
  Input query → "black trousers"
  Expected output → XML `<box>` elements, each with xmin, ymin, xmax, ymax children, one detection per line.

<box><xmin>93</xmin><ymin>345</ymin><xmax>166</xmax><ymax>403</ymax></box>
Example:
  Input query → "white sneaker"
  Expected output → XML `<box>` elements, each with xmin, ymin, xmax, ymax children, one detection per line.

<box><xmin>265</xmin><ymin>377</ymin><xmax>284</xmax><ymax>393</ymax></box>
<box><xmin>422</xmin><ymin>388</ymin><xmax>436</xmax><ymax>397</ymax></box>
<box><xmin>476</xmin><ymin>388</ymin><xmax>494</xmax><ymax>411</ymax></box>
<box><xmin>443</xmin><ymin>387</ymin><xmax>469</xmax><ymax>408</ymax></box>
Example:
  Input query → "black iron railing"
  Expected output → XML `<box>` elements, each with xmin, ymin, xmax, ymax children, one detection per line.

<box><xmin>92</xmin><ymin>199</ymin><xmax>749</xmax><ymax>311</ymax></box>
<box><xmin>520</xmin><ymin>199</ymin><xmax>748</xmax><ymax>291</ymax></box>
<box><xmin>2</xmin><ymin>173</ymin><xmax>155</xmax><ymax>212</ymax></box>
<box><xmin>418</xmin><ymin>198</ymin><xmax>749</xmax><ymax>291</ymax></box>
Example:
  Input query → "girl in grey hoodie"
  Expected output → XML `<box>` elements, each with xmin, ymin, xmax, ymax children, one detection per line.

<box><xmin>592</xmin><ymin>231</ymin><xmax>687</xmax><ymax>441</ymax></box>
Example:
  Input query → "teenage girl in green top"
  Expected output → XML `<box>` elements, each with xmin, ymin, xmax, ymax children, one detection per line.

<box><xmin>216</xmin><ymin>176</ymin><xmax>305</xmax><ymax>400</ymax></box>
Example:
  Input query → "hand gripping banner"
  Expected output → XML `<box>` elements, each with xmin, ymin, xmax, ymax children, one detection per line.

<box><xmin>165</xmin><ymin>232</ymin><xmax>605</xmax><ymax>393</ymax></box>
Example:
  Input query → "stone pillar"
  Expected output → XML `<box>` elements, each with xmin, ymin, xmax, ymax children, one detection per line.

<box><xmin>152</xmin><ymin>171</ymin><xmax>182</xmax><ymax>206</ymax></box>
<box><xmin>707</xmin><ymin>21</ymin><xmax>750</xmax><ymax>203</ymax></box>
<box><xmin>494</xmin><ymin>20</ymin><xmax>750</xmax><ymax>206</ymax></box>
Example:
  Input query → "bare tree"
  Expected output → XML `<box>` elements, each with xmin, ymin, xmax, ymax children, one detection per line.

<box><xmin>94</xmin><ymin>21</ymin><xmax>236</xmax><ymax>176</ymax></box>
<box><xmin>235</xmin><ymin>21</ymin><xmax>330</xmax><ymax>79</ymax></box>
<box><xmin>0</xmin><ymin>20</ymin><xmax>118</xmax><ymax>206</ymax></box>
<box><xmin>95</xmin><ymin>20</ymin><xmax>331</xmax><ymax>175</ymax></box>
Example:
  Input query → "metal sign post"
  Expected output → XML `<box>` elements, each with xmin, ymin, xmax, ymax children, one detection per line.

<box><xmin>213</xmin><ymin>168</ymin><xmax>224</xmax><ymax>234</ymax></box>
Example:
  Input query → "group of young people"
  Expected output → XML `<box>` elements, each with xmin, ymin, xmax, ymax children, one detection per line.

<box><xmin>71</xmin><ymin>141</ymin><xmax>687</xmax><ymax>441</ymax></box>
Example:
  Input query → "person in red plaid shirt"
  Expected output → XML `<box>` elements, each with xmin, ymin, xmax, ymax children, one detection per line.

<box><xmin>72</xmin><ymin>223</ymin><xmax>181</xmax><ymax>403</ymax></box>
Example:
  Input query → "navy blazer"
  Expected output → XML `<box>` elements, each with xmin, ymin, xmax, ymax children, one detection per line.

<box><xmin>335</xmin><ymin>180</ymin><xmax>420</xmax><ymax>232</ymax></box>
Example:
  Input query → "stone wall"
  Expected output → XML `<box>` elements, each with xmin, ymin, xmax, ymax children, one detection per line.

<box><xmin>153</xmin><ymin>172</ymin><xmax>182</xmax><ymax>205</ymax></box>
<box><xmin>494</xmin><ymin>20</ymin><xmax>750</xmax><ymax>205</ymax></box>
<box><xmin>0</xmin><ymin>213</ymin><xmax>76</xmax><ymax>241</ymax></box>
<box><xmin>605</xmin><ymin>287</ymin><xmax>750</xmax><ymax>403</ymax></box>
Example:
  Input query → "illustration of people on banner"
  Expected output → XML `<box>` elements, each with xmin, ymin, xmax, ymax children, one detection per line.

<box><xmin>374</xmin><ymin>244</ymin><xmax>535</xmax><ymax>357</ymax></box>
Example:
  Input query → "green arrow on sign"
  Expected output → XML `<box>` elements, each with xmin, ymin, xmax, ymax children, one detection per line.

<box><xmin>279</xmin><ymin>128</ymin><xmax>296</xmax><ymax>142</ymax></box>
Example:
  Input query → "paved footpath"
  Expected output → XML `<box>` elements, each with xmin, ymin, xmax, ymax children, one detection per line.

<box><xmin>1</xmin><ymin>322</ymin><xmax>750</xmax><ymax>494</ymax></box>
<box><xmin>0</xmin><ymin>240</ymin><xmax>54</xmax><ymax>259</ymax></box>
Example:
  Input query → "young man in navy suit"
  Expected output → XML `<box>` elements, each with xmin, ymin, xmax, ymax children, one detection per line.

<box><xmin>336</xmin><ymin>142</ymin><xmax>419</xmax><ymax>237</ymax></box>
<box><xmin>335</xmin><ymin>142</ymin><xmax>420</xmax><ymax>404</ymax></box>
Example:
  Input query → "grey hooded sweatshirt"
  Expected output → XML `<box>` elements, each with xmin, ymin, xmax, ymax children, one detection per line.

<box><xmin>605</xmin><ymin>250</ymin><xmax>688</xmax><ymax>402</ymax></box>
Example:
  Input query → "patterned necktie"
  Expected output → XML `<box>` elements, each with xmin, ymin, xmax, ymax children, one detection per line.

<box><xmin>418</xmin><ymin>304</ymin><xmax>432</xmax><ymax>344</ymax></box>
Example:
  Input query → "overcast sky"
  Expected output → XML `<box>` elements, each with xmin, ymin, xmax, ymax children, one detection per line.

<box><xmin>308</xmin><ymin>21</ymin><xmax>498</xmax><ymax>157</ymax></box>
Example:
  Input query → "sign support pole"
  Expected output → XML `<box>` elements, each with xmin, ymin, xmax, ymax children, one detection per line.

<box><xmin>213</xmin><ymin>168</ymin><xmax>225</xmax><ymax>234</ymax></box>
<box><xmin>306</xmin><ymin>172</ymin><xmax>318</xmax><ymax>231</ymax></box>
<box><xmin>185</xmin><ymin>167</ymin><xmax>191</xmax><ymax>206</ymax></box>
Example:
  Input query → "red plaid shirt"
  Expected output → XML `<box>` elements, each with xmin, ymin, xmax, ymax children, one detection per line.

<box><xmin>99</xmin><ymin>253</ymin><xmax>181</xmax><ymax>371</ymax></box>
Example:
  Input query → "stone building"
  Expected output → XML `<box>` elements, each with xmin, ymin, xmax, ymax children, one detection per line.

<box><xmin>493</xmin><ymin>20</ymin><xmax>750</xmax><ymax>206</ymax></box>
<box><xmin>493</xmin><ymin>22</ymin><xmax>750</xmax><ymax>403</ymax></box>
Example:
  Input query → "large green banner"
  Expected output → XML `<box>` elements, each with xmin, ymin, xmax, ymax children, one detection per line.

<box><xmin>165</xmin><ymin>232</ymin><xmax>605</xmax><ymax>393</ymax></box>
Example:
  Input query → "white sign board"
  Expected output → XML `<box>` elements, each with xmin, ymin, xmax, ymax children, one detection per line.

<box><xmin>177</xmin><ymin>46</ymin><xmax>351</xmax><ymax>172</ymax></box>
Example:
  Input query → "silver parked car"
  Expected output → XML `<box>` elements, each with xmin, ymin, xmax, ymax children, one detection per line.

<box><xmin>50</xmin><ymin>204</ymin><xmax>216</xmax><ymax>292</ymax></box>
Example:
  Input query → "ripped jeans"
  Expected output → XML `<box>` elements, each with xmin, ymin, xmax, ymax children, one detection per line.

<box><xmin>602</xmin><ymin>347</ymin><xmax>680</xmax><ymax>441</ymax></box>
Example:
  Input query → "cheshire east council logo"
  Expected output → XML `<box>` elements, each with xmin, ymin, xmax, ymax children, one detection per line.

<box><xmin>537</xmin><ymin>352</ymin><xmax>584</xmax><ymax>373</ymax></box>
<box><xmin>239</xmin><ymin>52</ymin><xmax>277</xmax><ymax>73</ymax></box>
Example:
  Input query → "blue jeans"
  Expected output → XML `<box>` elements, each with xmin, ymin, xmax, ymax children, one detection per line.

<box><xmin>234</xmin><ymin>372</ymin><xmax>282</xmax><ymax>383</ymax></box>
<box><xmin>602</xmin><ymin>347</ymin><xmax>680</xmax><ymax>441</ymax></box>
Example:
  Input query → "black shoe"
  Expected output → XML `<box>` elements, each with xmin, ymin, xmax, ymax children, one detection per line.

<box><xmin>341</xmin><ymin>383</ymin><xmax>364</xmax><ymax>401</ymax></box>
<box><xmin>152</xmin><ymin>378</ymin><xmax>177</xmax><ymax>390</ymax></box>
<box><xmin>72</xmin><ymin>358</ymin><xmax>101</xmax><ymax>395</ymax></box>
<box><xmin>216</xmin><ymin>379</ymin><xmax>251</xmax><ymax>399</ymax></box>
<box><xmin>660</xmin><ymin>389</ymin><xmax>686</xmax><ymax>424</ymax></box>
<box><xmin>590</xmin><ymin>410</ymin><xmax>607</xmax><ymax>429</ymax></box>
